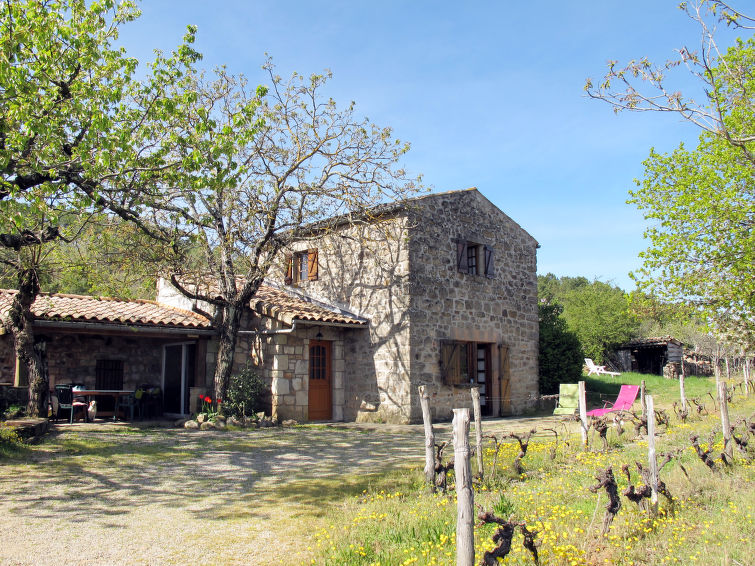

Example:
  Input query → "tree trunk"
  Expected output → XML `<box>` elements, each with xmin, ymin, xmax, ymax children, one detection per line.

<box><xmin>470</xmin><ymin>387</ymin><xmax>484</xmax><ymax>479</ymax></box>
<box><xmin>4</xmin><ymin>270</ymin><xmax>48</xmax><ymax>417</ymax></box>
<box><xmin>418</xmin><ymin>385</ymin><xmax>435</xmax><ymax>492</ymax></box>
<box><xmin>213</xmin><ymin>302</ymin><xmax>243</xmax><ymax>412</ymax></box>
<box><xmin>453</xmin><ymin>408</ymin><xmax>474</xmax><ymax>566</ymax></box>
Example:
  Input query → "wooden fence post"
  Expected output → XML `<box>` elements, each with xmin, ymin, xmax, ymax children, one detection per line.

<box><xmin>640</xmin><ymin>380</ymin><xmax>647</xmax><ymax>420</ymax></box>
<box><xmin>719</xmin><ymin>381</ymin><xmax>733</xmax><ymax>460</ymax></box>
<box><xmin>453</xmin><ymin>408</ymin><xmax>474</xmax><ymax>566</ymax></box>
<box><xmin>419</xmin><ymin>385</ymin><xmax>435</xmax><ymax>492</ymax></box>
<box><xmin>646</xmin><ymin>395</ymin><xmax>658</xmax><ymax>515</ymax></box>
<box><xmin>680</xmin><ymin>364</ymin><xmax>688</xmax><ymax>413</ymax></box>
<box><xmin>470</xmin><ymin>387</ymin><xmax>484</xmax><ymax>479</ymax></box>
<box><xmin>578</xmin><ymin>381</ymin><xmax>588</xmax><ymax>449</ymax></box>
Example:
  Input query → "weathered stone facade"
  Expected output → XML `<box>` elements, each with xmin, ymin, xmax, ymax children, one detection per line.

<box><xmin>261</xmin><ymin>188</ymin><xmax>539</xmax><ymax>423</ymax></box>
<box><xmin>0</xmin><ymin>331</ymin><xmax>186</xmax><ymax>390</ymax></box>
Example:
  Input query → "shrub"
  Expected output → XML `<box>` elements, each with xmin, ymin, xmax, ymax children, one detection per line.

<box><xmin>0</xmin><ymin>424</ymin><xmax>24</xmax><ymax>458</ymax></box>
<box><xmin>224</xmin><ymin>364</ymin><xmax>268</xmax><ymax>418</ymax></box>
<box><xmin>539</xmin><ymin>302</ymin><xmax>584</xmax><ymax>394</ymax></box>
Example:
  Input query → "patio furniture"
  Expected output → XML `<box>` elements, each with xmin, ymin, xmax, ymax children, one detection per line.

<box><xmin>586</xmin><ymin>384</ymin><xmax>640</xmax><ymax>417</ymax></box>
<box><xmin>137</xmin><ymin>384</ymin><xmax>162</xmax><ymax>419</ymax></box>
<box><xmin>585</xmin><ymin>358</ymin><xmax>620</xmax><ymax>377</ymax></box>
<box><xmin>116</xmin><ymin>393</ymin><xmax>140</xmax><ymax>421</ymax></box>
<box><xmin>72</xmin><ymin>389</ymin><xmax>136</xmax><ymax>421</ymax></box>
<box><xmin>552</xmin><ymin>383</ymin><xmax>579</xmax><ymax>416</ymax></box>
<box><xmin>54</xmin><ymin>384</ymin><xmax>88</xmax><ymax>424</ymax></box>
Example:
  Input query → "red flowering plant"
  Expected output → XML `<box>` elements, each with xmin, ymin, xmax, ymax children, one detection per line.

<box><xmin>197</xmin><ymin>394</ymin><xmax>221</xmax><ymax>422</ymax></box>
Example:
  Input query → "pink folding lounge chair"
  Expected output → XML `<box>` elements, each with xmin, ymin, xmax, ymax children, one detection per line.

<box><xmin>586</xmin><ymin>384</ymin><xmax>640</xmax><ymax>417</ymax></box>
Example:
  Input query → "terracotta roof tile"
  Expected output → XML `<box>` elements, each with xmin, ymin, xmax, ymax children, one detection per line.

<box><xmin>252</xmin><ymin>284</ymin><xmax>367</xmax><ymax>326</ymax></box>
<box><xmin>0</xmin><ymin>290</ymin><xmax>212</xmax><ymax>329</ymax></box>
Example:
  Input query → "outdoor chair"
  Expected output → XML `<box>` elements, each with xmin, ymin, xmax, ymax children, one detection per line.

<box><xmin>137</xmin><ymin>384</ymin><xmax>162</xmax><ymax>419</ymax></box>
<box><xmin>54</xmin><ymin>384</ymin><xmax>88</xmax><ymax>424</ymax></box>
<box><xmin>586</xmin><ymin>384</ymin><xmax>640</xmax><ymax>417</ymax></box>
<box><xmin>552</xmin><ymin>383</ymin><xmax>579</xmax><ymax>416</ymax></box>
<box><xmin>584</xmin><ymin>358</ymin><xmax>620</xmax><ymax>377</ymax></box>
<box><xmin>116</xmin><ymin>393</ymin><xmax>140</xmax><ymax>421</ymax></box>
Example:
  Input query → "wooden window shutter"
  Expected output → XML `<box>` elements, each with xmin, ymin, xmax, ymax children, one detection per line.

<box><xmin>456</xmin><ymin>240</ymin><xmax>468</xmax><ymax>273</ymax></box>
<box><xmin>307</xmin><ymin>248</ymin><xmax>319</xmax><ymax>281</ymax></box>
<box><xmin>284</xmin><ymin>254</ymin><xmax>293</xmax><ymax>285</ymax></box>
<box><xmin>440</xmin><ymin>340</ymin><xmax>461</xmax><ymax>385</ymax></box>
<box><xmin>484</xmin><ymin>245</ymin><xmax>495</xmax><ymax>278</ymax></box>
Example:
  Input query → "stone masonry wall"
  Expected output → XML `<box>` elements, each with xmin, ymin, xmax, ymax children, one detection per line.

<box><xmin>275</xmin><ymin>217</ymin><xmax>411</xmax><ymax>423</ymax></box>
<box><xmin>248</xmin><ymin>316</ymin><xmax>348</xmax><ymax>422</ymax></box>
<box><xmin>407</xmin><ymin>190</ymin><xmax>539</xmax><ymax>421</ymax></box>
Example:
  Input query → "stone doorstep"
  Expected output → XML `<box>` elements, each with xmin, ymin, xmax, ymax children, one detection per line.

<box><xmin>3</xmin><ymin>418</ymin><xmax>49</xmax><ymax>440</ymax></box>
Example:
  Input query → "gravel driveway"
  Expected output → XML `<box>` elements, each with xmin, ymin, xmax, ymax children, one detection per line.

<box><xmin>1</xmin><ymin>424</ymin><xmax>427</xmax><ymax>565</ymax></box>
<box><xmin>1</xmin><ymin>416</ymin><xmax>564</xmax><ymax>565</ymax></box>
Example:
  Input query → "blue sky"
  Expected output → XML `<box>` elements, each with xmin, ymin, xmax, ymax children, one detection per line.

<box><xmin>117</xmin><ymin>1</ymin><xmax>738</xmax><ymax>291</ymax></box>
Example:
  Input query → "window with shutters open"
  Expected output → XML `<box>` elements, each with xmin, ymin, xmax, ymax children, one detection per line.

<box><xmin>456</xmin><ymin>240</ymin><xmax>494</xmax><ymax>278</ymax></box>
<box><xmin>441</xmin><ymin>340</ymin><xmax>493</xmax><ymax>389</ymax></box>
<box><xmin>284</xmin><ymin>248</ymin><xmax>318</xmax><ymax>285</ymax></box>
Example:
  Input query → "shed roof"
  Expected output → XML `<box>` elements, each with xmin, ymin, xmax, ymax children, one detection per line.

<box><xmin>620</xmin><ymin>336</ymin><xmax>683</xmax><ymax>348</ymax></box>
<box><xmin>0</xmin><ymin>289</ymin><xmax>212</xmax><ymax>331</ymax></box>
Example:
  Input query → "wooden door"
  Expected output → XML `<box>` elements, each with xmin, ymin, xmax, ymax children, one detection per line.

<box><xmin>308</xmin><ymin>340</ymin><xmax>332</xmax><ymax>420</ymax></box>
<box><xmin>499</xmin><ymin>345</ymin><xmax>511</xmax><ymax>415</ymax></box>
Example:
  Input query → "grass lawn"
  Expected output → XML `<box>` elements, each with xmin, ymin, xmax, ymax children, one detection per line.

<box><xmin>582</xmin><ymin>371</ymin><xmax>720</xmax><ymax>410</ymax></box>
<box><xmin>309</xmin><ymin>374</ymin><xmax>754</xmax><ymax>565</ymax></box>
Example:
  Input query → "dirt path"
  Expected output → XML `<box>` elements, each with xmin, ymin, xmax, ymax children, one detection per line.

<box><xmin>1</xmin><ymin>416</ymin><xmax>571</xmax><ymax>565</ymax></box>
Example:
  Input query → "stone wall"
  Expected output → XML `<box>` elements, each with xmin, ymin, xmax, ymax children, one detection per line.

<box><xmin>407</xmin><ymin>190</ymin><xmax>539</xmax><ymax>421</ymax></box>
<box><xmin>0</xmin><ymin>330</ymin><xmax>179</xmax><ymax>390</ymax></box>
<box><xmin>274</xmin><ymin>216</ymin><xmax>412</xmax><ymax>423</ymax></box>
<box><xmin>42</xmin><ymin>333</ymin><xmax>169</xmax><ymax>390</ymax></box>
<box><xmin>248</xmin><ymin>316</ymin><xmax>349</xmax><ymax>421</ymax></box>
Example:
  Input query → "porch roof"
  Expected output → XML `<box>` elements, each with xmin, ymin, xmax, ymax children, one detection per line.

<box><xmin>0</xmin><ymin>289</ymin><xmax>212</xmax><ymax>332</ymax></box>
<box><xmin>252</xmin><ymin>284</ymin><xmax>368</xmax><ymax>327</ymax></box>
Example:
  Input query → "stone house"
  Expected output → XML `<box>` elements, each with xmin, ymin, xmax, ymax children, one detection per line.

<box><xmin>2</xmin><ymin>188</ymin><xmax>539</xmax><ymax>423</ymax></box>
<box><xmin>216</xmin><ymin>188</ymin><xmax>540</xmax><ymax>423</ymax></box>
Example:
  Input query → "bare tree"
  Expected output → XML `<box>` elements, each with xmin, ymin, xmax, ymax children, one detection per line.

<box><xmin>123</xmin><ymin>62</ymin><xmax>422</xmax><ymax>405</ymax></box>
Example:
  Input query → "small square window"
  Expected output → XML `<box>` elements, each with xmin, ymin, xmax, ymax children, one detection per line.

<box><xmin>285</xmin><ymin>248</ymin><xmax>319</xmax><ymax>285</ymax></box>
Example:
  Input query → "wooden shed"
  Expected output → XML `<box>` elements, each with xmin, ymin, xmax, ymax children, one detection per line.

<box><xmin>615</xmin><ymin>336</ymin><xmax>684</xmax><ymax>375</ymax></box>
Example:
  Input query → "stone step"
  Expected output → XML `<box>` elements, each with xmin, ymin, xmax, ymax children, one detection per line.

<box><xmin>3</xmin><ymin>418</ymin><xmax>49</xmax><ymax>440</ymax></box>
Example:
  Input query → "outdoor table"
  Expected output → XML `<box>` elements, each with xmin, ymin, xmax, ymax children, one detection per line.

<box><xmin>72</xmin><ymin>389</ymin><xmax>135</xmax><ymax>421</ymax></box>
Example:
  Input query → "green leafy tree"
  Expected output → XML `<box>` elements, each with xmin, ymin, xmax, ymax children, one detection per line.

<box><xmin>559</xmin><ymin>281</ymin><xmax>638</xmax><ymax>364</ymax></box>
<box><xmin>538</xmin><ymin>302</ymin><xmax>584</xmax><ymax>394</ymax></box>
<box><xmin>538</xmin><ymin>275</ymin><xmax>638</xmax><ymax>364</ymax></box>
<box><xmin>0</xmin><ymin>0</ymin><xmax>200</xmax><ymax>415</ymax></box>
<box><xmin>586</xmin><ymin>1</ymin><xmax>755</xmax><ymax>339</ymax></box>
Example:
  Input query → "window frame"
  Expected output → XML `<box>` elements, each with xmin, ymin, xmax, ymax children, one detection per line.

<box><xmin>285</xmin><ymin>248</ymin><xmax>319</xmax><ymax>285</ymax></box>
<box><xmin>456</xmin><ymin>239</ymin><xmax>494</xmax><ymax>278</ymax></box>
